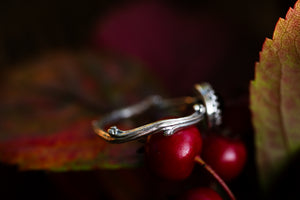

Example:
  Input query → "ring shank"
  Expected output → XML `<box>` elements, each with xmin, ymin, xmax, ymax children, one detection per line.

<box><xmin>92</xmin><ymin>82</ymin><xmax>221</xmax><ymax>143</ymax></box>
<box><xmin>92</xmin><ymin>97</ymin><xmax>205</xmax><ymax>143</ymax></box>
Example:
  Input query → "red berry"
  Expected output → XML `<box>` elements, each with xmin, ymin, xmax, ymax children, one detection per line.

<box><xmin>91</xmin><ymin>1</ymin><xmax>232</xmax><ymax>95</ymax></box>
<box><xmin>201</xmin><ymin>135</ymin><xmax>247</xmax><ymax>181</ymax></box>
<box><xmin>145</xmin><ymin>126</ymin><xmax>202</xmax><ymax>180</ymax></box>
<box><xmin>179</xmin><ymin>187</ymin><xmax>223</xmax><ymax>200</ymax></box>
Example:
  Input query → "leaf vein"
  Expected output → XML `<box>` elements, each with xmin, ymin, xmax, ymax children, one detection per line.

<box><xmin>277</xmin><ymin>18</ymin><xmax>290</xmax><ymax>153</ymax></box>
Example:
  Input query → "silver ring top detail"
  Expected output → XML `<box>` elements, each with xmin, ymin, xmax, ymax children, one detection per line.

<box><xmin>92</xmin><ymin>82</ymin><xmax>221</xmax><ymax>143</ymax></box>
<box><xmin>194</xmin><ymin>83</ymin><xmax>222</xmax><ymax>127</ymax></box>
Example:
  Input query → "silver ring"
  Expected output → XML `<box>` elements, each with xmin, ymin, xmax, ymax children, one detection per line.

<box><xmin>92</xmin><ymin>82</ymin><xmax>221</xmax><ymax>143</ymax></box>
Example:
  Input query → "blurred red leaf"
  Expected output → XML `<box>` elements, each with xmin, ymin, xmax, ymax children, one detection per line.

<box><xmin>250</xmin><ymin>0</ymin><xmax>300</xmax><ymax>187</ymax></box>
<box><xmin>0</xmin><ymin>50</ymin><xmax>162</xmax><ymax>170</ymax></box>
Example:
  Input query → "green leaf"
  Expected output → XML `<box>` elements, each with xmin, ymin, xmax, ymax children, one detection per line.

<box><xmin>0</xmin><ymin>51</ymin><xmax>163</xmax><ymax>171</ymax></box>
<box><xmin>250</xmin><ymin>0</ymin><xmax>300</xmax><ymax>187</ymax></box>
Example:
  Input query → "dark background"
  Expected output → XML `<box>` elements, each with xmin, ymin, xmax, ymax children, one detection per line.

<box><xmin>0</xmin><ymin>0</ymin><xmax>298</xmax><ymax>199</ymax></box>
<box><xmin>0</xmin><ymin>0</ymin><xmax>295</xmax><ymax>66</ymax></box>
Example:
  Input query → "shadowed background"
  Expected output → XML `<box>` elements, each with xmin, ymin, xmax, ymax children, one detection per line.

<box><xmin>0</xmin><ymin>0</ymin><xmax>298</xmax><ymax>199</ymax></box>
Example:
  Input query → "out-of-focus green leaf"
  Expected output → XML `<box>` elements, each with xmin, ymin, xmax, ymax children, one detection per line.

<box><xmin>250</xmin><ymin>0</ymin><xmax>300</xmax><ymax>187</ymax></box>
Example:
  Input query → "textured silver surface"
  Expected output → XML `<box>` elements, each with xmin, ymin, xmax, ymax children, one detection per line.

<box><xmin>93</xmin><ymin>82</ymin><xmax>221</xmax><ymax>143</ymax></box>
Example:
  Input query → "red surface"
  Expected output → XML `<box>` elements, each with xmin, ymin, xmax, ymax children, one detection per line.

<box><xmin>145</xmin><ymin>126</ymin><xmax>202</xmax><ymax>180</ymax></box>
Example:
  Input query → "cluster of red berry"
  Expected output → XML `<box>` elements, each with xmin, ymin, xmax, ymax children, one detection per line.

<box><xmin>144</xmin><ymin>120</ymin><xmax>247</xmax><ymax>200</ymax></box>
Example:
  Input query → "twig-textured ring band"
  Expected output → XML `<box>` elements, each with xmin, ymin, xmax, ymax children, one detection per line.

<box><xmin>92</xmin><ymin>82</ymin><xmax>221</xmax><ymax>143</ymax></box>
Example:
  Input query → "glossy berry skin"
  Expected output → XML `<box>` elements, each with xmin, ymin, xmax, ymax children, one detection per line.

<box><xmin>145</xmin><ymin>126</ymin><xmax>202</xmax><ymax>180</ymax></box>
<box><xmin>179</xmin><ymin>187</ymin><xmax>223</xmax><ymax>200</ymax></box>
<box><xmin>201</xmin><ymin>135</ymin><xmax>247</xmax><ymax>181</ymax></box>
